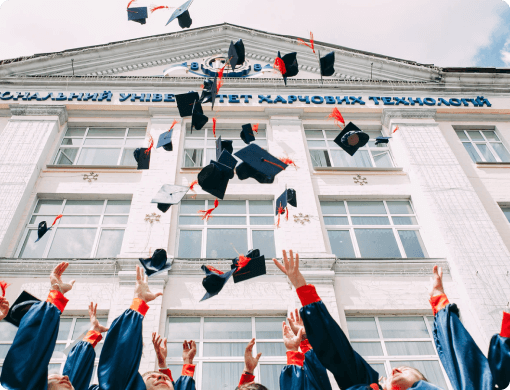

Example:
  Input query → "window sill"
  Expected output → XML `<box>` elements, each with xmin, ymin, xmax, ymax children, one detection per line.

<box><xmin>46</xmin><ymin>165</ymin><xmax>139</xmax><ymax>170</ymax></box>
<box><xmin>181</xmin><ymin>167</ymin><xmax>202</xmax><ymax>171</ymax></box>
<box><xmin>314</xmin><ymin>167</ymin><xmax>404</xmax><ymax>172</ymax></box>
<box><xmin>334</xmin><ymin>258</ymin><xmax>449</xmax><ymax>275</ymax></box>
<box><xmin>476</xmin><ymin>162</ymin><xmax>510</xmax><ymax>167</ymax></box>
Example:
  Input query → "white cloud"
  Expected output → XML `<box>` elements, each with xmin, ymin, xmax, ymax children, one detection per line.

<box><xmin>501</xmin><ymin>38</ymin><xmax>510</xmax><ymax>65</ymax></box>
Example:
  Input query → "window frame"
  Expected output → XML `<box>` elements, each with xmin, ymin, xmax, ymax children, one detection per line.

<box><xmin>456</xmin><ymin>129</ymin><xmax>510</xmax><ymax>163</ymax></box>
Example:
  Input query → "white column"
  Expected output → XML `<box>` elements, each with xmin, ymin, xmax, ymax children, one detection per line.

<box><xmin>0</xmin><ymin>104</ymin><xmax>67</xmax><ymax>256</ymax></box>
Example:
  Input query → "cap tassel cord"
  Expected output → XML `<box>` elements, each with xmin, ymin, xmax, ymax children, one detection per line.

<box><xmin>263</xmin><ymin>159</ymin><xmax>285</xmax><ymax>170</ymax></box>
<box><xmin>274</xmin><ymin>57</ymin><xmax>287</xmax><ymax>76</ymax></box>
<box><xmin>280</xmin><ymin>157</ymin><xmax>298</xmax><ymax>169</ymax></box>
<box><xmin>297</xmin><ymin>32</ymin><xmax>315</xmax><ymax>54</ymax></box>
<box><xmin>169</xmin><ymin>119</ymin><xmax>178</xmax><ymax>132</ymax></box>
<box><xmin>145</xmin><ymin>135</ymin><xmax>154</xmax><ymax>155</ymax></box>
<box><xmin>198</xmin><ymin>199</ymin><xmax>219</xmax><ymax>221</ymax></box>
<box><xmin>52</xmin><ymin>214</ymin><xmax>63</xmax><ymax>226</ymax></box>
<box><xmin>252</xmin><ymin>123</ymin><xmax>259</xmax><ymax>133</ymax></box>
<box><xmin>217</xmin><ymin>64</ymin><xmax>227</xmax><ymax>93</ymax></box>
<box><xmin>393</xmin><ymin>126</ymin><xmax>400</xmax><ymax>134</ymax></box>
<box><xmin>328</xmin><ymin>107</ymin><xmax>345</xmax><ymax>129</ymax></box>
<box><xmin>277</xmin><ymin>205</ymin><xmax>285</xmax><ymax>228</ymax></box>
<box><xmin>127</xmin><ymin>0</ymin><xmax>137</xmax><ymax>8</ymax></box>
<box><xmin>0</xmin><ymin>281</ymin><xmax>10</xmax><ymax>297</ymax></box>
<box><xmin>212</xmin><ymin>117</ymin><xmax>217</xmax><ymax>138</ymax></box>
<box><xmin>150</xmin><ymin>5</ymin><xmax>169</xmax><ymax>12</ymax></box>
<box><xmin>206</xmin><ymin>266</ymin><xmax>224</xmax><ymax>275</ymax></box>
<box><xmin>189</xmin><ymin>179</ymin><xmax>198</xmax><ymax>199</ymax></box>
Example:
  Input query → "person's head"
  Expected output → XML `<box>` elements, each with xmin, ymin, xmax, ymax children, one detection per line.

<box><xmin>382</xmin><ymin>366</ymin><xmax>428</xmax><ymax>390</ymax></box>
<box><xmin>143</xmin><ymin>371</ymin><xmax>174</xmax><ymax>390</ymax></box>
<box><xmin>236</xmin><ymin>383</ymin><xmax>268</xmax><ymax>390</ymax></box>
<box><xmin>48</xmin><ymin>374</ymin><xmax>74</xmax><ymax>390</ymax></box>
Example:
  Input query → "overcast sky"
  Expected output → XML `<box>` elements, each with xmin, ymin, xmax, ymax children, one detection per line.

<box><xmin>0</xmin><ymin>0</ymin><xmax>510</xmax><ymax>67</ymax></box>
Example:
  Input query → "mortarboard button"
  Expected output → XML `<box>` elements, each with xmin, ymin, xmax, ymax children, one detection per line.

<box><xmin>375</xmin><ymin>136</ymin><xmax>391</xmax><ymax>146</ymax></box>
<box><xmin>4</xmin><ymin>291</ymin><xmax>41</xmax><ymax>327</ymax></box>
<box><xmin>240</xmin><ymin>124</ymin><xmax>256</xmax><ymax>145</ymax></box>
<box><xmin>166</xmin><ymin>0</ymin><xmax>194</xmax><ymax>28</ymax></box>
<box><xmin>200</xmin><ymin>265</ymin><xmax>235</xmax><ymax>301</ymax></box>
<box><xmin>127</xmin><ymin>6</ymin><xmax>148</xmax><ymax>24</ymax></box>
<box><xmin>234</xmin><ymin>144</ymin><xmax>288</xmax><ymax>183</ymax></box>
<box><xmin>320</xmin><ymin>51</ymin><xmax>335</xmax><ymax>77</ymax></box>
<box><xmin>334</xmin><ymin>122</ymin><xmax>370</xmax><ymax>156</ymax></box>
<box><xmin>157</xmin><ymin>130</ymin><xmax>173</xmax><ymax>152</ymax></box>
<box><xmin>198</xmin><ymin>161</ymin><xmax>233</xmax><ymax>199</ymax></box>
<box><xmin>139</xmin><ymin>249</ymin><xmax>172</xmax><ymax>277</ymax></box>
<box><xmin>230</xmin><ymin>251</ymin><xmax>266</xmax><ymax>283</ymax></box>
<box><xmin>133</xmin><ymin>148</ymin><xmax>151</xmax><ymax>170</ymax></box>
<box><xmin>217</xmin><ymin>150</ymin><xmax>237</xmax><ymax>170</ymax></box>
<box><xmin>275</xmin><ymin>51</ymin><xmax>299</xmax><ymax>86</ymax></box>
<box><xmin>216</xmin><ymin>136</ymin><xmax>233</xmax><ymax>160</ymax></box>
<box><xmin>176</xmin><ymin>92</ymin><xmax>201</xmax><ymax>118</ymax></box>
<box><xmin>151</xmin><ymin>184</ymin><xmax>190</xmax><ymax>213</ymax></box>
<box><xmin>191</xmin><ymin>101</ymin><xmax>208</xmax><ymax>132</ymax></box>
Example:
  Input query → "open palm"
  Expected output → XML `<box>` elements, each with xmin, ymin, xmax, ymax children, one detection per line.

<box><xmin>50</xmin><ymin>262</ymin><xmax>75</xmax><ymax>294</ymax></box>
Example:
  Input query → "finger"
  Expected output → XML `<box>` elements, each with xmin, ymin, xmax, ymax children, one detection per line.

<box><xmin>62</xmin><ymin>262</ymin><xmax>69</xmax><ymax>274</ymax></box>
<box><xmin>295</xmin><ymin>252</ymin><xmax>300</xmax><ymax>271</ymax></box>
<box><xmin>183</xmin><ymin>340</ymin><xmax>187</xmax><ymax>350</ymax></box>
<box><xmin>282</xmin><ymin>250</ymin><xmax>289</xmax><ymax>271</ymax></box>
<box><xmin>273</xmin><ymin>258</ymin><xmax>287</xmax><ymax>275</ymax></box>
<box><xmin>297</xmin><ymin>327</ymin><xmax>304</xmax><ymax>340</ymax></box>
<box><xmin>69</xmin><ymin>280</ymin><xmax>76</xmax><ymax>288</ymax></box>
<box><xmin>136</xmin><ymin>265</ymin><xmax>141</xmax><ymax>281</ymax></box>
<box><xmin>295</xmin><ymin>308</ymin><xmax>301</xmax><ymax>322</ymax></box>
<box><xmin>152</xmin><ymin>333</ymin><xmax>156</xmax><ymax>343</ymax></box>
<box><xmin>433</xmin><ymin>265</ymin><xmax>438</xmax><ymax>275</ymax></box>
<box><xmin>255</xmin><ymin>352</ymin><xmax>262</xmax><ymax>362</ymax></box>
<box><xmin>144</xmin><ymin>274</ymin><xmax>148</xmax><ymax>284</ymax></box>
<box><xmin>94</xmin><ymin>303</ymin><xmax>98</xmax><ymax>315</ymax></box>
<box><xmin>282</xmin><ymin>321</ymin><xmax>286</xmax><ymax>337</ymax></box>
<box><xmin>191</xmin><ymin>340</ymin><xmax>196</xmax><ymax>350</ymax></box>
<box><xmin>155</xmin><ymin>292</ymin><xmax>163</xmax><ymax>298</ymax></box>
<box><xmin>289</xmin><ymin>249</ymin><xmax>294</xmax><ymax>270</ymax></box>
<box><xmin>163</xmin><ymin>337</ymin><xmax>167</xmax><ymax>347</ymax></box>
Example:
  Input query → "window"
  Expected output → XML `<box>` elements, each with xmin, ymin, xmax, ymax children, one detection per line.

<box><xmin>305</xmin><ymin>129</ymin><xmax>393</xmax><ymax>168</ymax></box>
<box><xmin>183</xmin><ymin>127</ymin><xmax>268</xmax><ymax>168</ymax></box>
<box><xmin>165</xmin><ymin>316</ymin><xmax>286</xmax><ymax>390</ymax></box>
<box><xmin>177</xmin><ymin>200</ymin><xmax>276</xmax><ymax>259</ymax></box>
<box><xmin>500</xmin><ymin>206</ymin><xmax>510</xmax><ymax>223</ymax></box>
<box><xmin>347</xmin><ymin>315</ymin><xmax>450</xmax><ymax>389</ymax></box>
<box><xmin>0</xmin><ymin>315</ymin><xmax>107</xmax><ymax>383</ymax></box>
<box><xmin>321</xmin><ymin>200</ymin><xmax>427</xmax><ymax>258</ymax></box>
<box><xmin>456</xmin><ymin>130</ymin><xmax>510</xmax><ymax>163</ymax></box>
<box><xmin>54</xmin><ymin>127</ymin><xmax>146</xmax><ymax>166</ymax></box>
<box><xmin>18</xmin><ymin>199</ymin><xmax>131</xmax><ymax>258</ymax></box>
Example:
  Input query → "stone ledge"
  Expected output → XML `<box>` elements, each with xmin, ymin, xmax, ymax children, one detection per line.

<box><xmin>476</xmin><ymin>162</ymin><xmax>510</xmax><ymax>167</ymax></box>
<box><xmin>9</xmin><ymin>104</ymin><xmax>68</xmax><ymax>125</ymax></box>
<box><xmin>45</xmin><ymin>165</ymin><xmax>138</xmax><ymax>170</ymax></box>
<box><xmin>334</xmin><ymin>258</ymin><xmax>449</xmax><ymax>276</ymax></box>
<box><xmin>381</xmin><ymin>108</ymin><xmax>437</xmax><ymax>128</ymax></box>
<box><xmin>314</xmin><ymin>167</ymin><xmax>404</xmax><ymax>173</ymax></box>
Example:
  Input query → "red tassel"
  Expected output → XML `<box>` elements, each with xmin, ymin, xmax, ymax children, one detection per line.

<box><xmin>328</xmin><ymin>107</ymin><xmax>345</xmax><ymax>128</ymax></box>
<box><xmin>263</xmin><ymin>159</ymin><xmax>285</xmax><ymax>170</ymax></box>
<box><xmin>150</xmin><ymin>5</ymin><xmax>169</xmax><ymax>12</ymax></box>
<box><xmin>189</xmin><ymin>180</ymin><xmax>198</xmax><ymax>191</ymax></box>
<box><xmin>280</xmin><ymin>157</ymin><xmax>297</xmax><ymax>169</ymax></box>
<box><xmin>206</xmin><ymin>266</ymin><xmax>224</xmax><ymax>275</ymax></box>
<box><xmin>297</xmin><ymin>32</ymin><xmax>315</xmax><ymax>54</ymax></box>
<box><xmin>393</xmin><ymin>126</ymin><xmax>399</xmax><ymax>134</ymax></box>
<box><xmin>235</xmin><ymin>255</ymin><xmax>251</xmax><ymax>272</ymax></box>
<box><xmin>286</xmin><ymin>207</ymin><xmax>289</xmax><ymax>221</ymax></box>
<box><xmin>274</xmin><ymin>57</ymin><xmax>287</xmax><ymax>76</ymax></box>
<box><xmin>198</xmin><ymin>199</ymin><xmax>219</xmax><ymax>221</ymax></box>
<box><xmin>169</xmin><ymin>119</ymin><xmax>178</xmax><ymax>132</ymax></box>
<box><xmin>145</xmin><ymin>135</ymin><xmax>154</xmax><ymax>155</ymax></box>
<box><xmin>52</xmin><ymin>214</ymin><xmax>63</xmax><ymax>226</ymax></box>
<box><xmin>212</xmin><ymin>117</ymin><xmax>217</xmax><ymax>138</ymax></box>
<box><xmin>217</xmin><ymin>64</ymin><xmax>227</xmax><ymax>93</ymax></box>
<box><xmin>127</xmin><ymin>0</ymin><xmax>137</xmax><ymax>8</ymax></box>
<box><xmin>0</xmin><ymin>281</ymin><xmax>10</xmax><ymax>297</ymax></box>
<box><xmin>252</xmin><ymin>123</ymin><xmax>259</xmax><ymax>133</ymax></box>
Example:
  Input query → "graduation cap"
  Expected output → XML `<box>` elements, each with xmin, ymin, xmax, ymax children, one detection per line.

<box><xmin>216</xmin><ymin>136</ymin><xmax>233</xmax><ymax>160</ymax></box>
<box><xmin>234</xmin><ymin>144</ymin><xmax>288</xmax><ymax>183</ymax></box>
<box><xmin>198</xmin><ymin>160</ymin><xmax>234</xmax><ymax>199</ymax></box>
<box><xmin>319</xmin><ymin>51</ymin><xmax>335</xmax><ymax>77</ymax></box>
<box><xmin>133</xmin><ymin>148</ymin><xmax>151</xmax><ymax>170</ymax></box>
<box><xmin>4</xmin><ymin>291</ymin><xmax>41</xmax><ymax>327</ymax></box>
<box><xmin>191</xmin><ymin>101</ymin><xmax>208</xmax><ymax>132</ymax></box>
<box><xmin>35</xmin><ymin>215</ymin><xmax>62</xmax><ymax>243</ymax></box>
<box><xmin>151</xmin><ymin>184</ymin><xmax>189</xmax><ymax>213</ymax></box>
<box><xmin>166</xmin><ymin>0</ymin><xmax>193</xmax><ymax>28</ymax></box>
<box><xmin>200</xmin><ymin>265</ymin><xmax>236</xmax><ymax>302</ymax></box>
<box><xmin>276</xmin><ymin>189</ymin><xmax>297</xmax><ymax>215</ymax></box>
<box><xmin>217</xmin><ymin>149</ymin><xmax>237</xmax><ymax>170</ymax></box>
<box><xmin>240</xmin><ymin>124</ymin><xmax>256</xmax><ymax>145</ymax></box>
<box><xmin>334</xmin><ymin>122</ymin><xmax>370</xmax><ymax>156</ymax></box>
<box><xmin>176</xmin><ymin>92</ymin><xmax>201</xmax><ymax>118</ymax></box>
<box><xmin>200</xmin><ymin>75</ymin><xmax>218</xmax><ymax>110</ymax></box>
<box><xmin>375</xmin><ymin>136</ymin><xmax>391</xmax><ymax>146</ymax></box>
<box><xmin>228</xmin><ymin>39</ymin><xmax>245</xmax><ymax>72</ymax></box>
<box><xmin>139</xmin><ymin>249</ymin><xmax>172</xmax><ymax>277</ymax></box>
<box><xmin>274</xmin><ymin>51</ymin><xmax>299</xmax><ymax>86</ymax></box>
<box><xmin>127</xmin><ymin>6</ymin><xmax>148</xmax><ymax>24</ymax></box>
<box><xmin>157</xmin><ymin>130</ymin><xmax>174</xmax><ymax>152</ymax></box>
<box><xmin>231</xmin><ymin>249</ymin><xmax>266</xmax><ymax>283</ymax></box>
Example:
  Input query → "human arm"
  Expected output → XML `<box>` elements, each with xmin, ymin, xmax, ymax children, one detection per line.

<box><xmin>174</xmin><ymin>340</ymin><xmax>197</xmax><ymax>390</ymax></box>
<box><xmin>0</xmin><ymin>296</ymin><xmax>9</xmax><ymax>322</ymax></box>
<box><xmin>152</xmin><ymin>332</ymin><xmax>175</xmax><ymax>382</ymax></box>
<box><xmin>238</xmin><ymin>338</ymin><xmax>262</xmax><ymax>386</ymax></box>
<box><xmin>279</xmin><ymin>321</ymin><xmax>306</xmax><ymax>390</ymax></box>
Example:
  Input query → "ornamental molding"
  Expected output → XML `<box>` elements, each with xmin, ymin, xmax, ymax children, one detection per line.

<box><xmin>381</xmin><ymin>107</ymin><xmax>437</xmax><ymax>128</ymax></box>
<box><xmin>334</xmin><ymin>258</ymin><xmax>450</xmax><ymax>276</ymax></box>
<box><xmin>9</xmin><ymin>104</ymin><xmax>68</xmax><ymax>125</ymax></box>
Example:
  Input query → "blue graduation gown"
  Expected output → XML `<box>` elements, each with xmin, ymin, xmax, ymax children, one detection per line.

<box><xmin>303</xmin><ymin>347</ymin><xmax>333</xmax><ymax>390</ymax></box>
<box><xmin>0</xmin><ymin>299</ymin><xmax>63</xmax><ymax>390</ymax></box>
<box><xmin>488</xmin><ymin>330</ymin><xmax>510</xmax><ymax>389</ymax></box>
<box><xmin>63</xmin><ymin>340</ymin><xmax>96</xmax><ymax>390</ymax></box>
<box><xmin>174</xmin><ymin>375</ymin><xmax>196</xmax><ymax>390</ymax></box>
<box><xmin>280</xmin><ymin>362</ymin><xmax>306</xmax><ymax>390</ymax></box>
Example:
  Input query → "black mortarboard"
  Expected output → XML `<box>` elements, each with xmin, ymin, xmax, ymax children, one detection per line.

<box><xmin>151</xmin><ymin>184</ymin><xmax>189</xmax><ymax>213</ymax></box>
<box><xmin>157</xmin><ymin>130</ymin><xmax>173</xmax><ymax>152</ymax></box>
<box><xmin>231</xmin><ymin>250</ymin><xmax>266</xmax><ymax>283</ymax></box>
<box><xmin>139</xmin><ymin>249</ymin><xmax>171</xmax><ymax>277</ymax></box>
<box><xmin>276</xmin><ymin>189</ymin><xmax>297</xmax><ymax>215</ymax></box>
<box><xmin>276</xmin><ymin>51</ymin><xmax>299</xmax><ymax>86</ymax></box>
<box><xmin>133</xmin><ymin>148</ymin><xmax>151</xmax><ymax>170</ymax></box>
<box><xmin>199</xmin><ymin>75</ymin><xmax>218</xmax><ymax>110</ymax></box>
<box><xmin>236</xmin><ymin>163</ymin><xmax>273</xmax><ymax>184</ymax></box>
<box><xmin>4</xmin><ymin>291</ymin><xmax>41</xmax><ymax>327</ymax></box>
<box><xmin>216</xmin><ymin>136</ymin><xmax>233</xmax><ymax>160</ymax></box>
<box><xmin>176</xmin><ymin>92</ymin><xmax>201</xmax><ymax>118</ymax></box>
<box><xmin>127</xmin><ymin>7</ymin><xmax>148</xmax><ymax>24</ymax></box>
<box><xmin>375</xmin><ymin>136</ymin><xmax>391</xmax><ymax>146</ymax></box>
<box><xmin>191</xmin><ymin>101</ymin><xmax>208</xmax><ymax>132</ymax></box>
<box><xmin>240</xmin><ymin>124</ymin><xmax>256</xmax><ymax>145</ymax></box>
<box><xmin>217</xmin><ymin>150</ymin><xmax>237</xmax><ymax>170</ymax></box>
<box><xmin>166</xmin><ymin>0</ymin><xmax>193</xmax><ymax>28</ymax></box>
<box><xmin>200</xmin><ymin>265</ymin><xmax>236</xmax><ymax>301</ymax></box>
<box><xmin>334</xmin><ymin>122</ymin><xmax>370</xmax><ymax>156</ymax></box>
<box><xmin>319</xmin><ymin>51</ymin><xmax>335</xmax><ymax>77</ymax></box>
<box><xmin>228</xmin><ymin>39</ymin><xmax>245</xmax><ymax>72</ymax></box>
<box><xmin>198</xmin><ymin>161</ymin><xmax>234</xmax><ymax>199</ymax></box>
<box><xmin>36</xmin><ymin>221</ymin><xmax>50</xmax><ymax>242</ymax></box>
<box><xmin>234</xmin><ymin>144</ymin><xmax>287</xmax><ymax>183</ymax></box>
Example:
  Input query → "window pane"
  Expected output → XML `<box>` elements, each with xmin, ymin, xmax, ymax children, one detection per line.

<box><xmin>491</xmin><ymin>143</ymin><xmax>510</xmax><ymax>162</ymax></box>
<box><xmin>203</xmin><ymin>343</ymin><xmax>245</xmax><ymax>357</ymax></box>
<box><xmin>61</xmin><ymin>138</ymin><xmax>82</xmax><ymax>146</ymax></box>
<box><xmin>249</xmin><ymin>200</ymin><xmax>273</xmax><ymax>214</ymax></box>
<box><xmin>184</xmin><ymin>149</ymin><xmax>203</xmax><ymax>167</ymax></box>
<box><xmin>309</xmin><ymin>149</ymin><xmax>331</xmax><ymax>167</ymax></box>
<box><xmin>128</xmin><ymin>128</ymin><xmax>147</xmax><ymax>137</ymax></box>
<box><xmin>256</xmin><ymin>318</ymin><xmax>286</xmax><ymax>339</ymax></box>
<box><xmin>167</xmin><ymin>317</ymin><xmax>200</xmax><ymax>340</ymax></box>
<box><xmin>467</xmin><ymin>131</ymin><xmax>484</xmax><ymax>141</ymax></box>
<box><xmin>346</xmin><ymin>317</ymin><xmax>379</xmax><ymax>339</ymax></box>
<box><xmin>30</xmin><ymin>215</ymin><xmax>57</xmax><ymax>225</ymax></box>
<box><xmin>0</xmin><ymin>344</ymin><xmax>11</xmax><ymax>359</ymax></box>
<box><xmin>106</xmin><ymin>200</ymin><xmax>131</xmax><ymax>214</ymax></box>
<box><xmin>64</xmin><ymin>200</ymin><xmax>104</xmax><ymax>214</ymax></box>
<box><xmin>370</xmin><ymin>363</ymin><xmax>387</xmax><ymax>378</ymax></box>
<box><xmin>19</xmin><ymin>230</ymin><xmax>48</xmax><ymax>258</ymax></box>
<box><xmin>390</xmin><ymin>360</ymin><xmax>447</xmax><ymax>389</ymax></box>
<box><xmin>77</xmin><ymin>148</ymin><xmax>121</xmax><ymax>165</ymax></box>
<box><xmin>462</xmin><ymin>143</ymin><xmax>481</xmax><ymax>162</ymax></box>
<box><xmin>208</xmin><ymin>216</ymin><xmax>246</xmax><ymax>225</ymax></box>
<box><xmin>252</xmin><ymin>230</ymin><xmax>276</xmax><ymax>259</ymax></box>
<box><xmin>84</xmin><ymin>138</ymin><xmax>124</xmax><ymax>146</ymax></box>
<box><xmin>250</xmin><ymin>216</ymin><xmax>274</xmax><ymax>225</ymax></box>
<box><xmin>387</xmin><ymin>201</ymin><xmax>413</xmax><ymax>214</ymax></box>
<box><xmin>483</xmin><ymin>131</ymin><xmax>499</xmax><ymax>141</ymax></box>
<box><xmin>257</xmin><ymin>342</ymin><xmax>287</xmax><ymax>356</ymax></box>
<box><xmin>125</xmin><ymin>138</ymin><xmax>144</xmax><ymax>147</ymax></box>
<box><xmin>207</xmin><ymin>229</ymin><xmax>247</xmax><ymax>259</ymax></box>
<box><xmin>204</xmin><ymin>318</ymin><xmax>251</xmax><ymax>339</ymax></box>
<box><xmin>96</xmin><ymin>229</ymin><xmax>125</xmax><ymax>257</ymax></box>
<box><xmin>373</xmin><ymin>151</ymin><xmax>393</xmax><ymax>168</ymax></box>
<box><xmin>327</xmin><ymin>230</ymin><xmax>355</xmax><ymax>258</ymax></box>
<box><xmin>73</xmin><ymin>318</ymin><xmax>93</xmax><ymax>339</ymax></box>
<box><xmin>321</xmin><ymin>201</ymin><xmax>346</xmax><ymax>214</ymax></box>
<box><xmin>202</xmin><ymin>363</ymin><xmax>244</xmax><ymax>390</ymax></box>
<box><xmin>65</xmin><ymin>128</ymin><xmax>86</xmax><ymax>137</ymax></box>
<box><xmin>354</xmin><ymin>229</ymin><xmax>401</xmax><ymax>258</ymax></box>
<box><xmin>325</xmin><ymin>130</ymin><xmax>340</xmax><ymax>139</ymax></box>
<box><xmin>331</xmin><ymin>150</ymin><xmax>372</xmax><ymax>168</ymax></box>
<box><xmin>392</xmin><ymin>217</ymin><xmax>418</xmax><ymax>225</ymax></box>
<box><xmin>307</xmin><ymin>140</ymin><xmax>327</xmax><ymax>148</ymax></box>
<box><xmin>58</xmin><ymin>318</ymin><xmax>73</xmax><ymax>340</ymax></box>
<box><xmin>87</xmin><ymin>128</ymin><xmax>126</xmax><ymax>137</ymax></box>
<box><xmin>456</xmin><ymin>130</ymin><xmax>469</xmax><ymax>141</ymax></box>
<box><xmin>0</xmin><ymin>322</ymin><xmax>18</xmax><ymax>341</ymax></box>
<box><xmin>347</xmin><ymin>201</ymin><xmax>386</xmax><ymax>214</ymax></box>
<box><xmin>120</xmin><ymin>149</ymin><xmax>137</xmax><ymax>166</ymax></box>
<box><xmin>379</xmin><ymin>317</ymin><xmax>429</xmax><ymax>339</ymax></box>
<box><xmin>179</xmin><ymin>216</ymin><xmax>204</xmax><ymax>225</ymax></box>
<box><xmin>214</xmin><ymin>200</ymin><xmax>246</xmax><ymax>214</ymax></box>
<box><xmin>35</xmin><ymin>200</ymin><xmax>63</xmax><ymax>214</ymax></box>
<box><xmin>48</xmin><ymin>364</ymin><xmax>62</xmax><ymax>375</ymax></box>
<box><xmin>398</xmin><ymin>230</ymin><xmax>427</xmax><ymax>258</ymax></box>
<box><xmin>351</xmin><ymin>217</ymin><xmax>390</xmax><ymax>225</ymax></box>
<box><xmin>60</xmin><ymin>216</ymin><xmax>100</xmax><ymax>225</ymax></box>
<box><xmin>178</xmin><ymin>230</ymin><xmax>202</xmax><ymax>258</ymax></box>
<box><xmin>180</xmin><ymin>200</ymin><xmax>205</xmax><ymax>214</ymax></box>
<box><xmin>386</xmin><ymin>342</ymin><xmax>435</xmax><ymax>356</ymax></box>
<box><xmin>213</xmin><ymin>129</ymin><xmax>240</xmax><ymax>139</ymax></box>
<box><xmin>476</xmin><ymin>144</ymin><xmax>497</xmax><ymax>162</ymax></box>
<box><xmin>324</xmin><ymin>216</ymin><xmax>349</xmax><ymax>225</ymax></box>
<box><xmin>352</xmin><ymin>342</ymin><xmax>384</xmax><ymax>356</ymax></box>
<box><xmin>56</xmin><ymin>148</ymin><xmax>78</xmax><ymax>165</ymax></box>
<box><xmin>260</xmin><ymin>365</ymin><xmax>285</xmax><ymax>390</ymax></box>
<box><xmin>502</xmin><ymin>207</ymin><xmax>510</xmax><ymax>223</ymax></box>
<box><xmin>48</xmin><ymin>228</ymin><xmax>97</xmax><ymax>258</ymax></box>
<box><xmin>166</xmin><ymin>343</ymin><xmax>184</xmax><ymax>358</ymax></box>
<box><xmin>305</xmin><ymin>130</ymin><xmax>324</xmax><ymax>139</ymax></box>
<box><xmin>102</xmin><ymin>216</ymin><xmax>129</xmax><ymax>224</ymax></box>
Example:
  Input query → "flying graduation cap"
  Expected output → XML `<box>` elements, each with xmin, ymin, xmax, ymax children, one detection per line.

<box><xmin>274</xmin><ymin>51</ymin><xmax>299</xmax><ymax>86</ymax></box>
<box><xmin>334</xmin><ymin>122</ymin><xmax>370</xmax><ymax>157</ymax></box>
<box><xmin>235</xmin><ymin>143</ymin><xmax>288</xmax><ymax>184</ymax></box>
<box><xmin>133</xmin><ymin>148</ymin><xmax>151</xmax><ymax>169</ymax></box>
<box><xmin>191</xmin><ymin>101</ymin><xmax>208</xmax><ymax>132</ymax></box>
<box><xmin>36</xmin><ymin>215</ymin><xmax>63</xmax><ymax>243</ymax></box>
<box><xmin>166</xmin><ymin>0</ymin><xmax>193</xmax><ymax>28</ymax></box>
<box><xmin>276</xmin><ymin>189</ymin><xmax>297</xmax><ymax>227</ymax></box>
<box><xmin>319</xmin><ymin>51</ymin><xmax>335</xmax><ymax>77</ymax></box>
<box><xmin>231</xmin><ymin>249</ymin><xmax>266</xmax><ymax>283</ymax></box>
<box><xmin>375</xmin><ymin>136</ymin><xmax>391</xmax><ymax>146</ymax></box>
<box><xmin>200</xmin><ymin>265</ymin><xmax>236</xmax><ymax>302</ymax></box>
<box><xmin>4</xmin><ymin>290</ymin><xmax>41</xmax><ymax>327</ymax></box>
<box><xmin>176</xmin><ymin>92</ymin><xmax>208</xmax><ymax>132</ymax></box>
<box><xmin>157</xmin><ymin>120</ymin><xmax>178</xmax><ymax>152</ymax></box>
<box><xmin>216</xmin><ymin>136</ymin><xmax>233</xmax><ymax>160</ymax></box>
<box><xmin>127</xmin><ymin>0</ymin><xmax>148</xmax><ymax>24</ymax></box>
<box><xmin>199</xmin><ymin>75</ymin><xmax>218</xmax><ymax>110</ymax></box>
<box><xmin>227</xmin><ymin>39</ymin><xmax>246</xmax><ymax>72</ymax></box>
<box><xmin>198</xmin><ymin>160</ymin><xmax>234</xmax><ymax>200</ymax></box>
<box><xmin>240</xmin><ymin>124</ymin><xmax>256</xmax><ymax>145</ymax></box>
<box><xmin>151</xmin><ymin>184</ymin><xmax>190</xmax><ymax>213</ymax></box>
<box><xmin>139</xmin><ymin>249</ymin><xmax>172</xmax><ymax>277</ymax></box>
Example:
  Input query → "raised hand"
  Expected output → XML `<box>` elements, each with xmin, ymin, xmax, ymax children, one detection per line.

<box><xmin>0</xmin><ymin>296</ymin><xmax>9</xmax><ymax>322</ymax></box>
<box><xmin>273</xmin><ymin>250</ymin><xmax>307</xmax><ymax>289</ymax></box>
<box><xmin>89</xmin><ymin>302</ymin><xmax>109</xmax><ymax>333</ymax></box>
<box><xmin>152</xmin><ymin>332</ymin><xmax>168</xmax><ymax>368</ymax></box>
<box><xmin>282</xmin><ymin>321</ymin><xmax>303</xmax><ymax>352</ymax></box>
<box><xmin>288</xmin><ymin>308</ymin><xmax>306</xmax><ymax>340</ymax></box>
<box><xmin>429</xmin><ymin>265</ymin><xmax>445</xmax><ymax>298</ymax></box>
<box><xmin>134</xmin><ymin>265</ymin><xmax>163</xmax><ymax>303</ymax></box>
<box><xmin>182</xmin><ymin>340</ymin><xmax>197</xmax><ymax>365</ymax></box>
<box><xmin>50</xmin><ymin>262</ymin><xmax>75</xmax><ymax>295</ymax></box>
<box><xmin>244</xmin><ymin>338</ymin><xmax>262</xmax><ymax>374</ymax></box>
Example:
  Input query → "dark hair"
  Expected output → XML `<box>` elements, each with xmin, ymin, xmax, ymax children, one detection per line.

<box><xmin>236</xmin><ymin>384</ymin><xmax>269</xmax><ymax>390</ymax></box>
<box><xmin>142</xmin><ymin>371</ymin><xmax>171</xmax><ymax>381</ymax></box>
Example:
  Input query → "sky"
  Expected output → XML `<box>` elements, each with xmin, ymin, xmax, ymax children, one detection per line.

<box><xmin>0</xmin><ymin>0</ymin><xmax>510</xmax><ymax>67</ymax></box>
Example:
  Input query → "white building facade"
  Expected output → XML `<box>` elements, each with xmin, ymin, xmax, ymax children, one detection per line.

<box><xmin>0</xmin><ymin>23</ymin><xmax>510</xmax><ymax>390</ymax></box>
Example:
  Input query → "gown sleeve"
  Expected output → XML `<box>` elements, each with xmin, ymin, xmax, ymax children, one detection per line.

<box><xmin>63</xmin><ymin>331</ymin><xmax>103</xmax><ymax>390</ymax></box>
<box><xmin>0</xmin><ymin>290</ymin><xmax>69</xmax><ymax>390</ymax></box>
<box><xmin>487</xmin><ymin>311</ymin><xmax>510</xmax><ymax>389</ymax></box>
<box><xmin>297</xmin><ymin>285</ymin><xmax>379</xmax><ymax>390</ymax></box>
<box><xmin>280</xmin><ymin>351</ymin><xmax>306</xmax><ymax>390</ymax></box>
<box><xmin>238</xmin><ymin>372</ymin><xmax>256</xmax><ymax>387</ymax></box>
<box><xmin>300</xmin><ymin>340</ymin><xmax>333</xmax><ymax>390</ymax></box>
<box><xmin>96</xmin><ymin>298</ymin><xmax>148</xmax><ymax>390</ymax></box>
<box><xmin>174</xmin><ymin>365</ymin><xmax>196</xmax><ymax>390</ymax></box>
<box><xmin>430</xmin><ymin>294</ymin><xmax>493</xmax><ymax>390</ymax></box>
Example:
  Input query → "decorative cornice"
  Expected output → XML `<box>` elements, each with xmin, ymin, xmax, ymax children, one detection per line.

<box><xmin>9</xmin><ymin>104</ymin><xmax>68</xmax><ymax>125</ymax></box>
<box><xmin>334</xmin><ymin>258</ymin><xmax>449</xmax><ymax>276</ymax></box>
<box><xmin>381</xmin><ymin>107</ymin><xmax>437</xmax><ymax>128</ymax></box>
